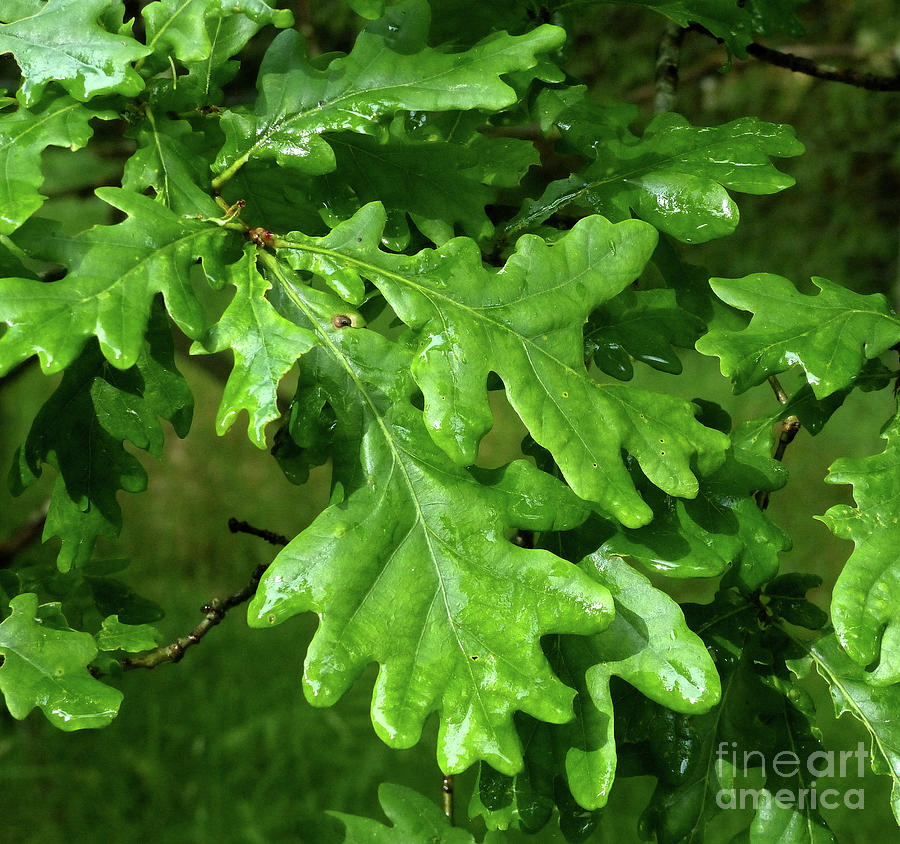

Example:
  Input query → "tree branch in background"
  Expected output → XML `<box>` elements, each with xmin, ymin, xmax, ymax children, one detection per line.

<box><xmin>0</xmin><ymin>502</ymin><xmax>48</xmax><ymax>568</ymax></box>
<box><xmin>745</xmin><ymin>41</ymin><xmax>900</xmax><ymax>92</ymax></box>
<box><xmin>654</xmin><ymin>22</ymin><xmax>685</xmax><ymax>113</ymax></box>
<box><xmin>122</xmin><ymin>519</ymin><xmax>286</xmax><ymax>670</ymax></box>
<box><xmin>122</xmin><ymin>560</ymin><xmax>269</xmax><ymax>670</ymax></box>
<box><xmin>228</xmin><ymin>517</ymin><xmax>288</xmax><ymax>547</ymax></box>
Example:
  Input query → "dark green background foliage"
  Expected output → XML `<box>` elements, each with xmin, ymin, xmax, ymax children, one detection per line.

<box><xmin>0</xmin><ymin>1</ymin><xmax>898</xmax><ymax>842</ymax></box>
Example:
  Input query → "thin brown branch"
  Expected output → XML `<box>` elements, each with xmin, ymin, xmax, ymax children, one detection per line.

<box><xmin>122</xmin><ymin>560</ymin><xmax>269</xmax><ymax>670</ymax></box>
<box><xmin>745</xmin><ymin>42</ymin><xmax>900</xmax><ymax>92</ymax></box>
<box><xmin>228</xmin><ymin>517</ymin><xmax>288</xmax><ymax>547</ymax></box>
<box><xmin>0</xmin><ymin>502</ymin><xmax>48</xmax><ymax>568</ymax></box>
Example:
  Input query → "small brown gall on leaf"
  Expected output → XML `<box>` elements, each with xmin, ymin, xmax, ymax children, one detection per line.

<box><xmin>331</xmin><ymin>313</ymin><xmax>357</xmax><ymax>329</ymax></box>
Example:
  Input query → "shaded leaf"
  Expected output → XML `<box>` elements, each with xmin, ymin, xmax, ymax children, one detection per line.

<box><xmin>9</xmin><ymin>304</ymin><xmax>193</xmax><ymax>570</ymax></box>
<box><xmin>0</xmin><ymin>0</ymin><xmax>149</xmax><ymax>104</ymax></box>
<box><xmin>248</xmin><ymin>264</ymin><xmax>613</xmax><ymax>774</ymax></box>
<box><xmin>332</xmin><ymin>782</ymin><xmax>476</xmax><ymax>842</ymax></box>
<box><xmin>96</xmin><ymin>614</ymin><xmax>162</xmax><ymax>652</ymax></box>
<box><xmin>0</xmin><ymin>592</ymin><xmax>122</xmax><ymax>729</ymax></box>
<box><xmin>696</xmin><ymin>274</ymin><xmax>900</xmax><ymax>398</ymax></box>
<box><xmin>280</xmin><ymin>203</ymin><xmax>730</xmax><ymax>528</ymax></box>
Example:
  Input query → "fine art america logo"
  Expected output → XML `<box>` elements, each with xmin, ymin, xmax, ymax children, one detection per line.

<box><xmin>715</xmin><ymin>742</ymin><xmax>868</xmax><ymax>811</ymax></box>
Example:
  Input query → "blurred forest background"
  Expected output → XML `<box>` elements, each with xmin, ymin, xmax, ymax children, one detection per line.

<box><xmin>1</xmin><ymin>1</ymin><xmax>899</xmax><ymax>841</ymax></box>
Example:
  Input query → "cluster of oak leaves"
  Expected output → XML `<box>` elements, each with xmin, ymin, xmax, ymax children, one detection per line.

<box><xmin>1</xmin><ymin>1</ymin><xmax>899</xmax><ymax>841</ymax></box>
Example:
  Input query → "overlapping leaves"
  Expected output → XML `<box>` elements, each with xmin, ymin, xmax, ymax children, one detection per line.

<box><xmin>248</xmin><ymin>265</ymin><xmax>615</xmax><ymax>774</ymax></box>
<box><xmin>0</xmin><ymin>0</ymin><xmax>149</xmax><ymax>104</ymax></box>
<box><xmin>0</xmin><ymin>593</ymin><xmax>123</xmax><ymax>729</ymax></box>
<box><xmin>279</xmin><ymin>203</ymin><xmax>729</xmax><ymax>527</ymax></box>
<box><xmin>8</xmin><ymin>304</ymin><xmax>193</xmax><ymax>570</ymax></box>
<box><xmin>510</xmin><ymin>94</ymin><xmax>803</xmax><ymax>243</ymax></box>
<box><xmin>211</xmin><ymin>0</ymin><xmax>564</xmax><ymax>185</ymax></box>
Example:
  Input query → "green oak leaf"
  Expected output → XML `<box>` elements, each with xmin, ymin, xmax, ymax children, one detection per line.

<box><xmin>0</xmin><ymin>0</ymin><xmax>150</xmax><ymax>105</ymax></box>
<box><xmin>142</xmin><ymin>0</ymin><xmax>292</xmax><ymax>63</ymax></box>
<box><xmin>96</xmin><ymin>615</ymin><xmax>162</xmax><ymax>652</ymax></box>
<box><xmin>0</xmin><ymin>188</ymin><xmax>234</xmax><ymax>376</ymax></box>
<box><xmin>797</xmin><ymin>632</ymin><xmax>900</xmax><ymax>825</ymax></box>
<box><xmin>817</xmin><ymin>407</ymin><xmax>900</xmax><ymax>684</ymax></box>
<box><xmin>0</xmin><ymin>94</ymin><xmax>112</xmax><ymax>235</ymax></box>
<box><xmin>0</xmin><ymin>593</ymin><xmax>123</xmax><ymax>729</ymax></box>
<box><xmin>696</xmin><ymin>273</ymin><xmax>900</xmax><ymax>398</ymax></box>
<box><xmin>584</xmin><ymin>287</ymin><xmax>703</xmax><ymax>380</ymax></box>
<box><xmin>211</xmin><ymin>0</ymin><xmax>564</xmax><ymax>185</ymax></box>
<box><xmin>192</xmin><ymin>245</ymin><xmax>319</xmax><ymax>447</ymax></box>
<box><xmin>509</xmin><ymin>99</ymin><xmax>803</xmax><ymax>243</ymax></box>
<box><xmin>332</xmin><ymin>782</ymin><xmax>483</xmax><ymax>842</ymax></box>
<box><xmin>122</xmin><ymin>110</ymin><xmax>222</xmax><ymax>218</ymax></box>
<box><xmin>249</xmin><ymin>263</ymin><xmax>614</xmax><ymax>774</ymax></box>
<box><xmin>279</xmin><ymin>203</ymin><xmax>730</xmax><ymax>528</ymax></box>
<box><xmin>552</xmin><ymin>552</ymin><xmax>721</xmax><ymax>811</ymax></box>
<box><xmin>9</xmin><ymin>304</ymin><xmax>193</xmax><ymax>571</ymax></box>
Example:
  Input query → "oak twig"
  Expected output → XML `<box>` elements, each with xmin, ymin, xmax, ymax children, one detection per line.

<box><xmin>745</xmin><ymin>42</ymin><xmax>900</xmax><ymax>92</ymax></box>
<box><xmin>228</xmin><ymin>517</ymin><xmax>289</xmax><ymax>547</ymax></box>
<box><xmin>756</xmin><ymin>415</ymin><xmax>801</xmax><ymax>511</ymax></box>
<box><xmin>122</xmin><ymin>560</ymin><xmax>269</xmax><ymax>670</ymax></box>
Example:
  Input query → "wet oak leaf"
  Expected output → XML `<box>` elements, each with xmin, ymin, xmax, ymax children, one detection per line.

<box><xmin>0</xmin><ymin>188</ymin><xmax>234</xmax><ymax>376</ymax></box>
<box><xmin>0</xmin><ymin>94</ymin><xmax>113</xmax><ymax>236</ymax></box>
<box><xmin>211</xmin><ymin>0</ymin><xmax>564</xmax><ymax>184</ymax></box>
<box><xmin>191</xmin><ymin>245</ymin><xmax>319</xmax><ymax>448</ymax></box>
<box><xmin>696</xmin><ymin>273</ymin><xmax>900</xmax><ymax>398</ymax></box>
<box><xmin>0</xmin><ymin>0</ymin><xmax>150</xmax><ymax>104</ymax></box>
<box><xmin>818</xmin><ymin>408</ymin><xmax>900</xmax><ymax>685</ymax></box>
<box><xmin>278</xmin><ymin>202</ymin><xmax>729</xmax><ymax>528</ymax></box>
<box><xmin>0</xmin><ymin>593</ymin><xmax>123</xmax><ymax>729</ymax></box>
<box><xmin>249</xmin><ymin>272</ymin><xmax>614</xmax><ymax>775</ymax></box>
<box><xmin>509</xmin><ymin>99</ymin><xmax>803</xmax><ymax>244</ymax></box>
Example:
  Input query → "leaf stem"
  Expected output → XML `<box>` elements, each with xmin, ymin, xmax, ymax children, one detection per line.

<box><xmin>442</xmin><ymin>773</ymin><xmax>455</xmax><ymax>824</ymax></box>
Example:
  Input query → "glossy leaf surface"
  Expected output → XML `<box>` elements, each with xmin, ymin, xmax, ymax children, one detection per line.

<box><xmin>0</xmin><ymin>593</ymin><xmax>122</xmax><ymax>729</ymax></box>
<box><xmin>212</xmin><ymin>1</ymin><xmax>564</xmax><ymax>184</ymax></box>
<box><xmin>510</xmin><ymin>104</ymin><xmax>803</xmax><ymax>243</ymax></box>
<box><xmin>819</xmin><ymin>408</ymin><xmax>900</xmax><ymax>684</ymax></box>
<box><xmin>249</xmin><ymin>266</ymin><xmax>614</xmax><ymax>774</ymax></box>
<box><xmin>96</xmin><ymin>615</ymin><xmax>162</xmax><ymax>653</ymax></box>
<box><xmin>0</xmin><ymin>0</ymin><xmax>149</xmax><ymax>104</ymax></box>
<box><xmin>280</xmin><ymin>203</ymin><xmax>729</xmax><ymax>527</ymax></box>
<box><xmin>697</xmin><ymin>274</ymin><xmax>900</xmax><ymax>397</ymax></box>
